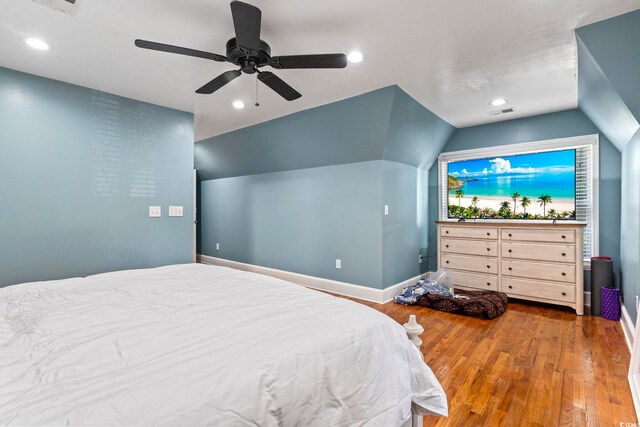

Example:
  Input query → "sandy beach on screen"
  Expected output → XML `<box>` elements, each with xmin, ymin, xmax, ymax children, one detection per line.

<box><xmin>449</xmin><ymin>195</ymin><xmax>574</xmax><ymax>216</ymax></box>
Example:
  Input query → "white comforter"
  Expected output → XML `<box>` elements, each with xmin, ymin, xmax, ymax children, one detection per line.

<box><xmin>0</xmin><ymin>263</ymin><xmax>446</xmax><ymax>426</ymax></box>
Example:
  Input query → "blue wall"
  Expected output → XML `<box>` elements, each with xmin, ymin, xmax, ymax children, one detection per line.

<box><xmin>383</xmin><ymin>88</ymin><xmax>456</xmax><ymax>169</ymax></box>
<box><xmin>576</xmin><ymin>36</ymin><xmax>639</xmax><ymax>151</ymax></box>
<box><xmin>576</xmin><ymin>10</ymin><xmax>640</xmax><ymax>123</ymax></box>
<box><xmin>194</xmin><ymin>86</ymin><xmax>396</xmax><ymax>180</ymax></box>
<box><xmin>197</xmin><ymin>86</ymin><xmax>454</xmax><ymax>289</ymax></box>
<box><xmin>428</xmin><ymin>109</ymin><xmax>622</xmax><ymax>289</ymax></box>
<box><xmin>576</xmin><ymin>9</ymin><xmax>640</xmax><ymax>321</ymax></box>
<box><xmin>382</xmin><ymin>162</ymin><xmax>429</xmax><ymax>287</ymax></box>
<box><xmin>621</xmin><ymin>130</ymin><xmax>640</xmax><ymax>321</ymax></box>
<box><xmin>0</xmin><ymin>67</ymin><xmax>195</xmax><ymax>287</ymax></box>
<box><xmin>200</xmin><ymin>159</ymin><xmax>433</xmax><ymax>289</ymax></box>
<box><xmin>201</xmin><ymin>161</ymin><xmax>384</xmax><ymax>287</ymax></box>
<box><xmin>195</xmin><ymin>85</ymin><xmax>455</xmax><ymax>181</ymax></box>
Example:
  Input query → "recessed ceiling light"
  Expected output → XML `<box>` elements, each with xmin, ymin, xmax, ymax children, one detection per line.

<box><xmin>24</xmin><ymin>38</ymin><xmax>52</xmax><ymax>51</ymax></box>
<box><xmin>347</xmin><ymin>51</ymin><xmax>364</xmax><ymax>63</ymax></box>
<box><xmin>490</xmin><ymin>98</ymin><xmax>507</xmax><ymax>107</ymax></box>
<box><xmin>232</xmin><ymin>100</ymin><xmax>245</xmax><ymax>109</ymax></box>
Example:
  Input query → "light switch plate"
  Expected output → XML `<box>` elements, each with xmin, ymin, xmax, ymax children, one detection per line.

<box><xmin>149</xmin><ymin>206</ymin><xmax>162</xmax><ymax>218</ymax></box>
<box><xmin>169</xmin><ymin>206</ymin><xmax>184</xmax><ymax>217</ymax></box>
<box><xmin>384</xmin><ymin>205</ymin><xmax>389</xmax><ymax>216</ymax></box>
<box><xmin>336</xmin><ymin>259</ymin><xmax>342</xmax><ymax>269</ymax></box>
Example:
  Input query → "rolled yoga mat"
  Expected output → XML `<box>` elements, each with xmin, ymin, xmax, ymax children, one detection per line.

<box><xmin>591</xmin><ymin>256</ymin><xmax>613</xmax><ymax>316</ymax></box>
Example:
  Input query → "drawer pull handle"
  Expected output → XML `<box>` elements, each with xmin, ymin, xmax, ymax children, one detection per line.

<box><xmin>508</xmin><ymin>267</ymin><xmax>512</xmax><ymax>271</ymax></box>
<box><xmin>561</xmin><ymin>272</ymin><xmax>566</xmax><ymax>276</ymax></box>
<box><xmin>487</xmin><ymin>265</ymin><xmax>491</xmax><ymax>269</ymax></box>
<box><xmin>446</xmin><ymin>245</ymin><xmax>449</xmax><ymax>248</ymax></box>
<box><xmin>487</xmin><ymin>248</ymin><xmax>491</xmax><ymax>251</ymax></box>
<box><xmin>561</xmin><ymin>235</ymin><xmax>566</xmax><ymax>239</ymax></box>
<box><xmin>487</xmin><ymin>282</ymin><xmax>491</xmax><ymax>286</ymax></box>
<box><xmin>508</xmin><ymin>249</ymin><xmax>512</xmax><ymax>253</ymax></box>
<box><xmin>508</xmin><ymin>285</ymin><xmax>513</xmax><ymax>289</ymax></box>
<box><xmin>562</xmin><ymin>292</ymin><xmax>566</xmax><ymax>296</ymax></box>
<box><xmin>486</xmin><ymin>232</ymin><xmax>490</xmax><ymax>236</ymax></box>
<box><xmin>446</xmin><ymin>261</ymin><xmax>449</xmax><ymax>264</ymax></box>
<box><xmin>561</xmin><ymin>252</ymin><xmax>566</xmax><ymax>256</ymax></box>
<box><xmin>508</xmin><ymin>233</ymin><xmax>512</xmax><ymax>237</ymax></box>
<box><xmin>446</xmin><ymin>230</ymin><xmax>449</xmax><ymax>234</ymax></box>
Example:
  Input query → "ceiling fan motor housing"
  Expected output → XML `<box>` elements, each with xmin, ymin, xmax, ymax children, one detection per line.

<box><xmin>226</xmin><ymin>37</ymin><xmax>271</xmax><ymax>73</ymax></box>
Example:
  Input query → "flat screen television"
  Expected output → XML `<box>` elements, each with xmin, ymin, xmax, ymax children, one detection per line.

<box><xmin>447</xmin><ymin>149</ymin><xmax>576</xmax><ymax>220</ymax></box>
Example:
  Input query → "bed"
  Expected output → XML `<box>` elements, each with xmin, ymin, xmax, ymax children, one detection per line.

<box><xmin>0</xmin><ymin>263</ymin><xmax>446</xmax><ymax>426</ymax></box>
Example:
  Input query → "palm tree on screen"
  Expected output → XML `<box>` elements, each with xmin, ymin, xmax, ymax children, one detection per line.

<box><xmin>455</xmin><ymin>189</ymin><xmax>464</xmax><ymax>207</ymax></box>
<box><xmin>471</xmin><ymin>196</ymin><xmax>479</xmax><ymax>208</ymax></box>
<box><xmin>538</xmin><ymin>194</ymin><xmax>552</xmax><ymax>217</ymax></box>
<box><xmin>511</xmin><ymin>192</ymin><xmax>520</xmax><ymax>215</ymax></box>
<box><xmin>499</xmin><ymin>201</ymin><xmax>511</xmax><ymax>217</ymax></box>
<box><xmin>520</xmin><ymin>196</ymin><xmax>531</xmax><ymax>215</ymax></box>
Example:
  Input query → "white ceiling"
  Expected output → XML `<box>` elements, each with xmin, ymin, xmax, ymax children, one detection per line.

<box><xmin>1</xmin><ymin>0</ymin><xmax>639</xmax><ymax>141</ymax></box>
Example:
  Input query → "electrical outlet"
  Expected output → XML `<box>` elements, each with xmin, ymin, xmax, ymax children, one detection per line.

<box><xmin>216</xmin><ymin>243</ymin><xmax>220</xmax><ymax>250</ymax></box>
<box><xmin>336</xmin><ymin>259</ymin><xmax>341</xmax><ymax>269</ymax></box>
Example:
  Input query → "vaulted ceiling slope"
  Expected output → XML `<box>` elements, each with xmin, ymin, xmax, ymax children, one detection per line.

<box><xmin>195</xmin><ymin>86</ymin><xmax>455</xmax><ymax>181</ymax></box>
<box><xmin>576</xmin><ymin>9</ymin><xmax>640</xmax><ymax>151</ymax></box>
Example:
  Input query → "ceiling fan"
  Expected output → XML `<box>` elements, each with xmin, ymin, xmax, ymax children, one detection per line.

<box><xmin>135</xmin><ymin>1</ymin><xmax>347</xmax><ymax>101</ymax></box>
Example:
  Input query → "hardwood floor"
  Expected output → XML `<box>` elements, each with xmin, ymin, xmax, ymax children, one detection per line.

<box><xmin>352</xmin><ymin>297</ymin><xmax>636</xmax><ymax>426</ymax></box>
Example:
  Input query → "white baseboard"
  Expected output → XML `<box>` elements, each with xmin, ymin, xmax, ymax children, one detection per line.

<box><xmin>623</xmin><ymin>300</ymin><xmax>640</xmax><ymax>422</ymax></box>
<box><xmin>629</xmin><ymin>375</ymin><xmax>640</xmax><ymax>425</ymax></box>
<box><xmin>584</xmin><ymin>291</ymin><xmax>591</xmax><ymax>308</ymax></box>
<box><xmin>198</xmin><ymin>255</ymin><xmax>428</xmax><ymax>304</ymax></box>
<box><xmin>198</xmin><ymin>255</ymin><xmax>594</xmax><ymax>311</ymax></box>
<box><xmin>622</xmin><ymin>303</ymin><xmax>635</xmax><ymax>354</ymax></box>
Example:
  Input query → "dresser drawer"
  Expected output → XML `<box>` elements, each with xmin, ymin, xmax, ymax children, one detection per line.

<box><xmin>501</xmin><ymin>228</ymin><xmax>575</xmax><ymax>243</ymax></box>
<box><xmin>502</xmin><ymin>277</ymin><xmax>576</xmax><ymax>303</ymax></box>
<box><xmin>441</xmin><ymin>238</ymin><xmax>498</xmax><ymax>257</ymax></box>
<box><xmin>501</xmin><ymin>242</ymin><xmax>576</xmax><ymax>263</ymax></box>
<box><xmin>441</xmin><ymin>254</ymin><xmax>498</xmax><ymax>274</ymax></box>
<box><xmin>448</xmin><ymin>270</ymin><xmax>498</xmax><ymax>291</ymax></box>
<box><xmin>440</xmin><ymin>226</ymin><xmax>498</xmax><ymax>240</ymax></box>
<box><xmin>501</xmin><ymin>259</ymin><xmax>575</xmax><ymax>283</ymax></box>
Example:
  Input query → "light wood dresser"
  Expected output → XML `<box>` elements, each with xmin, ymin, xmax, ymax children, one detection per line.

<box><xmin>436</xmin><ymin>220</ymin><xmax>586</xmax><ymax>315</ymax></box>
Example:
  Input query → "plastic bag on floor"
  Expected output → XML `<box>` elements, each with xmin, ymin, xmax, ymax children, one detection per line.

<box><xmin>394</xmin><ymin>269</ymin><xmax>454</xmax><ymax>305</ymax></box>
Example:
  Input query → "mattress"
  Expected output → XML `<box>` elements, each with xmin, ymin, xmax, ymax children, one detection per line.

<box><xmin>0</xmin><ymin>263</ymin><xmax>446</xmax><ymax>426</ymax></box>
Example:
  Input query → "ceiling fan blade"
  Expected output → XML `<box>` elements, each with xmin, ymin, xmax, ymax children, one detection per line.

<box><xmin>270</xmin><ymin>54</ymin><xmax>347</xmax><ymax>69</ymax></box>
<box><xmin>196</xmin><ymin>70</ymin><xmax>242</xmax><ymax>94</ymax></box>
<box><xmin>135</xmin><ymin>39</ymin><xmax>227</xmax><ymax>62</ymax></box>
<box><xmin>257</xmin><ymin>72</ymin><xmax>301</xmax><ymax>101</ymax></box>
<box><xmin>230</xmin><ymin>1</ymin><xmax>261</xmax><ymax>52</ymax></box>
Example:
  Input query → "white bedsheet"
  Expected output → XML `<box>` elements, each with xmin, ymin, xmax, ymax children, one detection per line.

<box><xmin>0</xmin><ymin>263</ymin><xmax>446</xmax><ymax>426</ymax></box>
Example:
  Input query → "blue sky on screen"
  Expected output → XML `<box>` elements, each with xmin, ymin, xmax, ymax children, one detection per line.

<box><xmin>448</xmin><ymin>149</ymin><xmax>575</xmax><ymax>178</ymax></box>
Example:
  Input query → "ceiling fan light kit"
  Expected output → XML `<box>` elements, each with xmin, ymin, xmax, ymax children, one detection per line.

<box><xmin>135</xmin><ymin>1</ymin><xmax>347</xmax><ymax>102</ymax></box>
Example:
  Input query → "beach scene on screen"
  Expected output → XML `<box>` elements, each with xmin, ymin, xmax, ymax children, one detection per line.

<box><xmin>447</xmin><ymin>149</ymin><xmax>576</xmax><ymax>219</ymax></box>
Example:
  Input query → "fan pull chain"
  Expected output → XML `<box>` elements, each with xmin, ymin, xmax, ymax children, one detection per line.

<box><xmin>255</xmin><ymin>77</ymin><xmax>260</xmax><ymax>107</ymax></box>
